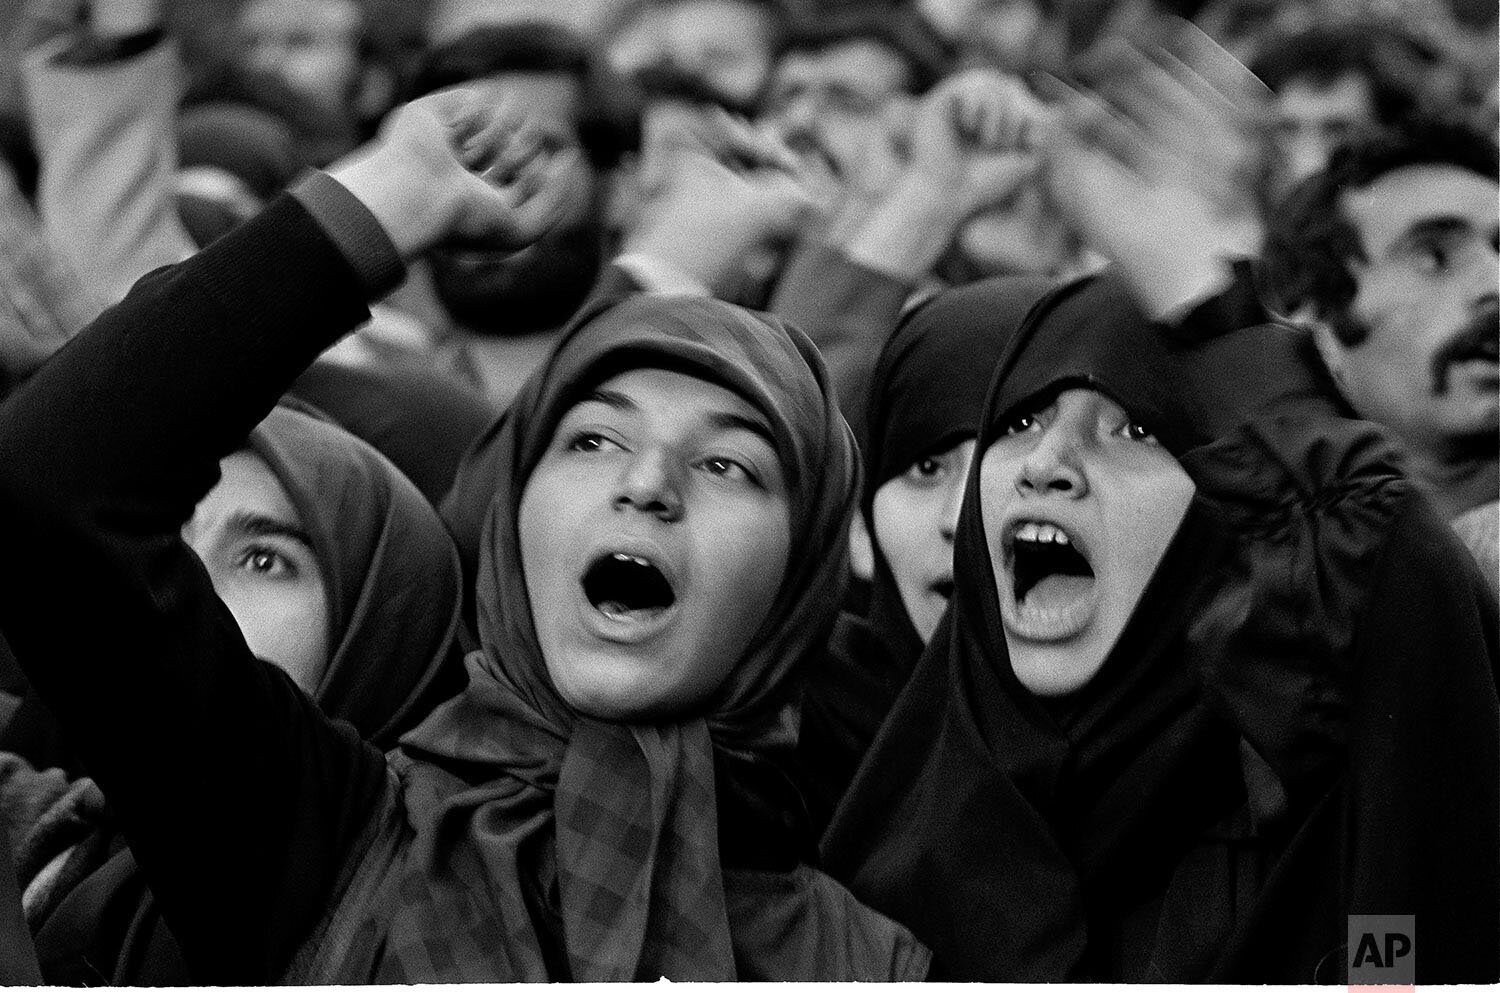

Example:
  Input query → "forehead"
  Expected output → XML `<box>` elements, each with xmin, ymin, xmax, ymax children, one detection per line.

<box><xmin>205</xmin><ymin>451</ymin><xmax>301</xmax><ymax>524</ymax></box>
<box><xmin>772</xmin><ymin>39</ymin><xmax>912</xmax><ymax>95</ymax></box>
<box><xmin>445</xmin><ymin>72</ymin><xmax>584</xmax><ymax>129</ymax></box>
<box><xmin>584</xmin><ymin>367</ymin><xmax>764</xmax><ymax>426</ymax></box>
<box><xmin>1276</xmin><ymin>74</ymin><xmax>1374</xmax><ymax>121</ymax></box>
<box><xmin>1340</xmin><ymin>164</ymin><xmax>1500</xmax><ymax>256</ymax></box>
<box><xmin>238</xmin><ymin>0</ymin><xmax>361</xmax><ymax>35</ymax></box>
<box><xmin>1039</xmin><ymin>386</ymin><xmax>1129</xmax><ymax>418</ymax></box>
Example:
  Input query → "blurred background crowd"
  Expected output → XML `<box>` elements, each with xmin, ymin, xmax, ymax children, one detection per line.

<box><xmin>0</xmin><ymin>0</ymin><xmax>1494</xmax><ymax>403</ymax></box>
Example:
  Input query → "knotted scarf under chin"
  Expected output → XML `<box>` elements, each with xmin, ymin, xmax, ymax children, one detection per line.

<box><xmin>377</xmin><ymin>649</ymin><xmax>739</xmax><ymax>982</ymax></box>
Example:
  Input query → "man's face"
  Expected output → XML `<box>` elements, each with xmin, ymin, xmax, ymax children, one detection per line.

<box><xmin>236</xmin><ymin>0</ymin><xmax>363</xmax><ymax>115</ymax></box>
<box><xmin>427</xmin><ymin>72</ymin><xmax>606</xmax><ymax>333</ymax></box>
<box><xmin>761</xmin><ymin>39</ymin><xmax>914</xmax><ymax>191</ymax></box>
<box><xmin>1270</xmin><ymin>74</ymin><xmax>1377</xmax><ymax>194</ymax></box>
<box><xmin>610</xmin><ymin>0</ymin><xmax>776</xmax><ymax>108</ymax></box>
<box><xmin>1323</xmin><ymin>164</ymin><xmax>1500</xmax><ymax>454</ymax></box>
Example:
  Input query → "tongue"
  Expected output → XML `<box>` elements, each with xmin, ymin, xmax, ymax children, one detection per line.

<box><xmin>1023</xmin><ymin>573</ymin><xmax>1095</xmax><ymax>609</ymax></box>
<box><xmin>596</xmin><ymin>599</ymin><xmax>668</xmax><ymax>621</ymax></box>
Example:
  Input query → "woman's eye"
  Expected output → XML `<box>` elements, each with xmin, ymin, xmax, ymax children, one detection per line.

<box><xmin>698</xmin><ymin>456</ymin><xmax>756</xmax><ymax>485</ymax></box>
<box><xmin>238</xmin><ymin>547</ymin><xmax>294</xmax><ymax>578</ymax></box>
<box><xmin>1122</xmin><ymin>421</ymin><xmax>1159</xmax><ymax>444</ymax></box>
<box><xmin>566</xmin><ymin>431</ymin><xmax>620</xmax><ymax>454</ymax></box>
<box><xmin>1002</xmin><ymin>413</ymin><xmax>1037</xmax><ymax>436</ymax></box>
<box><xmin>905</xmin><ymin>456</ymin><xmax>945</xmax><ymax>481</ymax></box>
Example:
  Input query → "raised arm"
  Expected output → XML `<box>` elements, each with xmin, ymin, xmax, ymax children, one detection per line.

<box><xmin>772</xmin><ymin>69</ymin><xmax>1045</xmax><ymax>429</ymax></box>
<box><xmin>21</xmin><ymin>0</ymin><xmax>197</xmax><ymax>312</ymax></box>
<box><xmin>0</xmin><ymin>90</ymin><xmax>574</xmax><ymax>982</ymax></box>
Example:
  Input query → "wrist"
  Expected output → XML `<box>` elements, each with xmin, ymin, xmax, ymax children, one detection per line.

<box><xmin>326</xmin><ymin>148</ymin><xmax>454</xmax><ymax>260</ymax></box>
<box><xmin>841</xmin><ymin>173</ymin><xmax>966</xmax><ymax>282</ymax></box>
<box><xmin>290</xmin><ymin>172</ymin><xmax>407</xmax><ymax>298</ymax></box>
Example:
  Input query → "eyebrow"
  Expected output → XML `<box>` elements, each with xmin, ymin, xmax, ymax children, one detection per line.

<box><xmin>226</xmin><ymin>511</ymin><xmax>313</xmax><ymax>548</ymax></box>
<box><xmin>580</xmin><ymin>390</ymin><xmax>779</xmax><ymax>450</ymax></box>
<box><xmin>706</xmin><ymin>411</ymin><xmax>778</xmax><ymax>451</ymax></box>
<box><xmin>1391</xmin><ymin>216</ymin><xmax>1476</xmax><ymax>251</ymax></box>
<box><xmin>585</xmin><ymin>388</ymin><xmax>635</xmax><ymax>411</ymax></box>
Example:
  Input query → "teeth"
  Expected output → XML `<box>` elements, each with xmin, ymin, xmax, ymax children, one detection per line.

<box><xmin>1014</xmin><ymin>521</ymin><xmax>1069</xmax><ymax>545</ymax></box>
<box><xmin>612</xmin><ymin>552</ymin><xmax>651</xmax><ymax>568</ymax></box>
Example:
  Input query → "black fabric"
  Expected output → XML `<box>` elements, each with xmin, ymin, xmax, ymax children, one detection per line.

<box><xmin>859</xmin><ymin>276</ymin><xmax>1055</xmax><ymax>492</ymax></box>
<box><xmin>0</xmin><ymin>195</ymin><xmax>396</xmax><ymax>984</ymax></box>
<box><xmin>821</xmin><ymin>272</ymin><xmax>1500</xmax><ymax>982</ymax></box>
<box><xmin>19</xmin><ymin>401</ymin><xmax>470</xmax><ymax>986</ymax></box>
<box><xmin>799</xmin><ymin>276</ymin><xmax>1051</xmax><ymax>837</ymax></box>
<box><xmin>289</xmin><ymin>359</ymin><xmax>496</xmax><ymax>508</ymax></box>
<box><xmin>0</xmin><ymin>801</ymin><xmax>41</xmax><ymax>984</ymax></box>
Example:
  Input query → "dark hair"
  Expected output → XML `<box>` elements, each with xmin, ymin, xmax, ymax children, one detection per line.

<box><xmin>1249</xmin><ymin>22</ymin><xmax>1439</xmax><ymax>126</ymax></box>
<box><xmin>1260</xmin><ymin>116</ymin><xmax>1498</xmax><ymax>344</ymax></box>
<box><xmin>774</xmin><ymin>10</ymin><xmax>951</xmax><ymax>96</ymax></box>
<box><xmin>409</xmin><ymin>21</ymin><xmax>641</xmax><ymax>169</ymax></box>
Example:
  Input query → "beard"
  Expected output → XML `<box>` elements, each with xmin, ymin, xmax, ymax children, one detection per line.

<box><xmin>428</xmin><ymin>219</ymin><xmax>606</xmax><ymax>336</ymax></box>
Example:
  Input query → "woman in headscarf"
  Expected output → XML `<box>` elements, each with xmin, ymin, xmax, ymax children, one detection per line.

<box><xmin>798</xmin><ymin>276</ymin><xmax>1052</xmax><ymax>835</ymax></box>
<box><xmin>6</xmin><ymin>402</ymin><xmax>466</xmax><ymax>984</ymax></box>
<box><xmin>821</xmin><ymin>273</ymin><xmax>1499</xmax><ymax>982</ymax></box>
<box><xmin>0</xmin><ymin>90</ymin><xmax>926</xmax><ymax>982</ymax></box>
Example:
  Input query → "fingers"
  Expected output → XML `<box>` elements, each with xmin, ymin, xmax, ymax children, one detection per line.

<box><xmin>919</xmin><ymin>69</ymin><xmax>1026</xmax><ymax>151</ymax></box>
<box><xmin>700</xmin><ymin>108</ymin><xmax>801</xmax><ymax>174</ymax></box>
<box><xmin>1040</xmin><ymin>72</ymin><xmax>1154</xmax><ymax>178</ymax></box>
<box><xmin>1160</xmin><ymin>19</ymin><xmax>1271</xmax><ymax>113</ymax></box>
<box><xmin>502</xmin><ymin>145</ymin><xmax>584</xmax><ymax>244</ymax></box>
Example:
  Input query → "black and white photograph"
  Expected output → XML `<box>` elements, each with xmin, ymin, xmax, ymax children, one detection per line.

<box><xmin>0</xmin><ymin>0</ymin><xmax>1494</xmax><ymax>983</ymax></box>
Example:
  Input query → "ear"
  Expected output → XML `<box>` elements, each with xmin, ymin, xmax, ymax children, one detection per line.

<box><xmin>1307</xmin><ymin>316</ymin><xmax>1351</xmax><ymax>395</ymax></box>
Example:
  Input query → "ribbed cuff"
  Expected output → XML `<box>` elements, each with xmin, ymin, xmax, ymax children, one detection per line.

<box><xmin>289</xmin><ymin>170</ymin><xmax>407</xmax><ymax>299</ymax></box>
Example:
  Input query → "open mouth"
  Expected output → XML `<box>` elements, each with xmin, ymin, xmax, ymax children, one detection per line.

<box><xmin>1001</xmin><ymin>520</ymin><xmax>1098</xmax><ymax>640</ymax></box>
<box><xmin>581</xmin><ymin>552</ymin><xmax>676</xmax><ymax>623</ymax></box>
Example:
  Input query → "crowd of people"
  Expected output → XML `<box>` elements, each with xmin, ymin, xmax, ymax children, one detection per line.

<box><xmin>0</xmin><ymin>0</ymin><xmax>1495</xmax><ymax>983</ymax></box>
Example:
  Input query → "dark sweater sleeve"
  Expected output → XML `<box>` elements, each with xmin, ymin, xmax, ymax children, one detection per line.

<box><xmin>769</xmin><ymin>242</ymin><xmax>912</xmax><ymax>432</ymax></box>
<box><xmin>0</xmin><ymin>193</ymin><xmax>394</xmax><ymax>982</ymax></box>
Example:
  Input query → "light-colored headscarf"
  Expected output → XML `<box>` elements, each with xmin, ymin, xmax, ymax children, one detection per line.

<box><xmin>292</xmin><ymin>296</ymin><xmax>926</xmax><ymax>982</ymax></box>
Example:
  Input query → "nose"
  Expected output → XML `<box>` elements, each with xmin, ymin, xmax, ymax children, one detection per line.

<box><xmin>1015</xmin><ymin>430</ymin><xmax>1088</xmax><ymax>499</ymax></box>
<box><xmin>613</xmin><ymin>449</ymin><xmax>684</xmax><ymax>522</ymax></box>
<box><xmin>938</xmin><ymin>469</ymin><xmax>968</xmax><ymax>543</ymax></box>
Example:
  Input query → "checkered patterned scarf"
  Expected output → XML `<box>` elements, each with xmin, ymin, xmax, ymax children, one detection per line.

<box><xmin>313</xmin><ymin>297</ymin><xmax>859</xmax><ymax>981</ymax></box>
